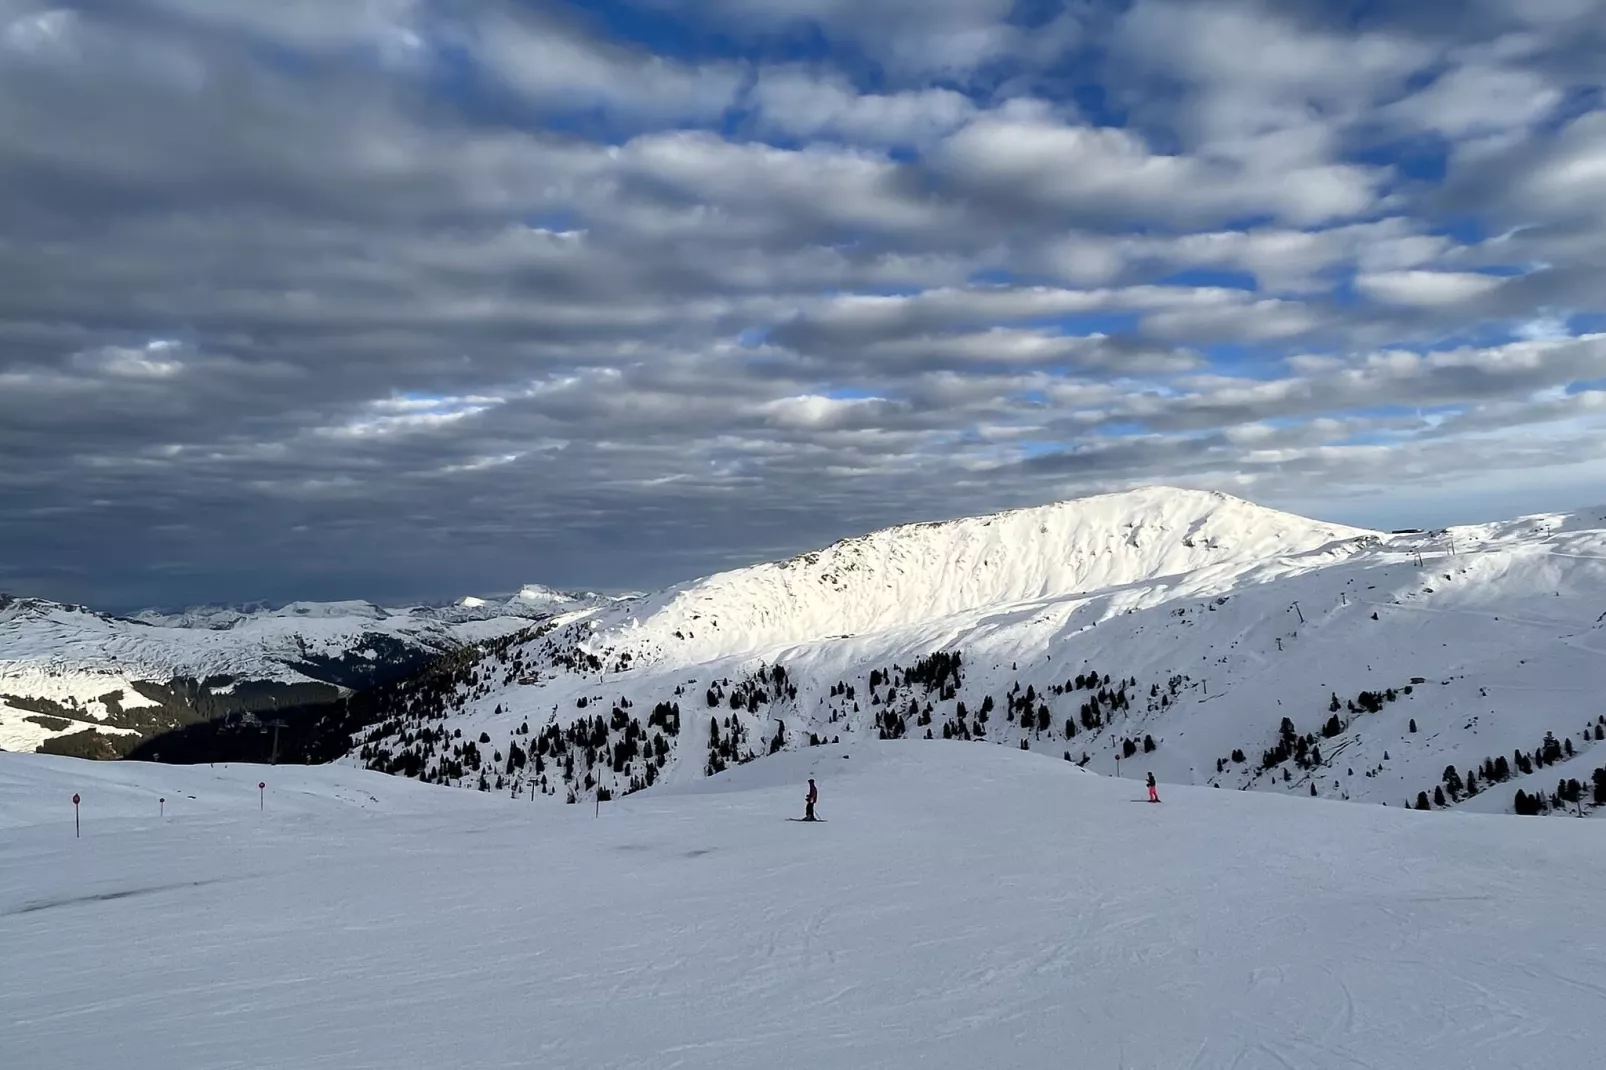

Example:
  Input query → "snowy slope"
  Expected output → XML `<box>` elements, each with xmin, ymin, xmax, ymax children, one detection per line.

<box><xmin>3</xmin><ymin>742</ymin><xmax>1605</xmax><ymax>1070</ymax></box>
<box><xmin>352</xmin><ymin>486</ymin><xmax>1606</xmax><ymax>819</ymax></box>
<box><xmin>0</xmin><ymin>591</ymin><xmax>588</xmax><ymax>754</ymax></box>
<box><xmin>558</xmin><ymin>485</ymin><xmax>1373</xmax><ymax>668</ymax></box>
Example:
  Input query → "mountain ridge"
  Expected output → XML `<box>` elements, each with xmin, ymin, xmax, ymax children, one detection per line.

<box><xmin>339</xmin><ymin>485</ymin><xmax>1606</xmax><ymax>819</ymax></box>
<box><xmin>556</xmin><ymin>485</ymin><xmax>1378</xmax><ymax>670</ymax></box>
<box><xmin>11</xmin><ymin>484</ymin><xmax>1606</xmax><ymax>822</ymax></box>
<box><xmin>0</xmin><ymin>589</ymin><xmax>585</xmax><ymax>755</ymax></box>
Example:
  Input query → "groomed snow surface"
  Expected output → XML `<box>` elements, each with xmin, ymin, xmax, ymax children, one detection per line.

<box><xmin>4</xmin><ymin>743</ymin><xmax>1603</xmax><ymax>1070</ymax></box>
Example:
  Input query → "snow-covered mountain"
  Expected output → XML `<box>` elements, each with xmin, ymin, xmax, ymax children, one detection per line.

<box><xmin>130</xmin><ymin>585</ymin><xmax>593</xmax><ymax>629</ymax></box>
<box><xmin>4</xmin><ymin>742</ymin><xmax>1604</xmax><ymax>1069</ymax></box>
<box><xmin>0</xmin><ymin>589</ymin><xmax>592</xmax><ymax>756</ymax></box>
<box><xmin>351</xmin><ymin>486</ymin><xmax>1606</xmax><ymax>818</ymax></box>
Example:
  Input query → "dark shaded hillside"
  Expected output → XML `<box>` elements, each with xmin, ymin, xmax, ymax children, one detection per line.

<box><xmin>287</xmin><ymin>634</ymin><xmax>447</xmax><ymax>690</ymax></box>
<box><xmin>126</xmin><ymin>625</ymin><xmax>548</xmax><ymax>766</ymax></box>
<box><xmin>124</xmin><ymin>693</ymin><xmax>363</xmax><ymax>765</ymax></box>
<box><xmin>30</xmin><ymin>677</ymin><xmax>343</xmax><ymax>760</ymax></box>
<box><xmin>28</xmin><ymin>638</ymin><xmax>452</xmax><ymax>761</ymax></box>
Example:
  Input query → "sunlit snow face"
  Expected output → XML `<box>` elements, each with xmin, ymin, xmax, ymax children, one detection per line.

<box><xmin>2</xmin><ymin>0</ymin><xmax>1606</xmax><ymax>605</ymax></box>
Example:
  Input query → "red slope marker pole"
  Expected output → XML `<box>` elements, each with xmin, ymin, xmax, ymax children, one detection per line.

<box><xmin>259</xmin><ymin>781</ymin><xmax>266</xmax><ymax>811</ymax></box>
<box><xmin>73</xmin><ymin>793</ymin><xmax>80</xmax><ymax>838</ymax></box>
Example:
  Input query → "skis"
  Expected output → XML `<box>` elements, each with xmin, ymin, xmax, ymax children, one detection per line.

<box><xmin>786</xmin><ymin>817</ymin><xmax>827</xmax><ymax>822</ymax></box>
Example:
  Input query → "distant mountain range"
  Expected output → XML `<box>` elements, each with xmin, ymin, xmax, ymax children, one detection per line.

<box><xmin>9</xmin><ymin>486</ymin><xmax>1605</xmax><ymax>819</ymax></box>
<box><xmin>0</xmin><ymin>586</ymin><xmax>597</xmax><ymax>756</ymax></box>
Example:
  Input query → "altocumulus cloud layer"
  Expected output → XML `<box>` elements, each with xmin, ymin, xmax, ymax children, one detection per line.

<box><xmin>2</xmin><ymin>0</ymin><xmax>1605</xmax><ymax>607</ymax></box>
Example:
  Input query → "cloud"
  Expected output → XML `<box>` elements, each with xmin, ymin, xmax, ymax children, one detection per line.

<box><xmin>1034</xmin><ymin>219</ymin><xmax>1455</xmax><ymax>291</ymax></box>
<box><xmin>671</xmin><ymin>0</ymin><xmax>1025</xmax><ymax>77</ymax></box>
<box><xmin>1385</xmin><ymin>62</ymin><xmax>1564</xmax><ymax>139</ymax></box>
<box><xmin>468</xmin><ymin>4</ymin><xmax>744</xmax><ymax>123</ymax></box>
<box><xmin>762</xmin><ymin>393</ymin><xmax>903</xmax><ymax>430</ymax></box>
<box><xmin>858</xmin><ymin>329</ymin><xmax>1205</xmax><ymax>374</ymax></box>
<box><xmin>0</xmin><ymin>0</ymin><xmax>1602</xmax><ymax>608</ymax></box>
<box><xmin>751</xmin><ymin>68</ymin><xmax>975</xmax><ymax>145</ymax></box>
<box><xmin>1355</xmin><ymin>270</ymin><xmax>1508</xmax><ymax>307</ymax></box>
<box><xmin>137</xmin><ymin>0</ymin><xmax>425</xmax><ymax>54</ymax></box>
<box><xmin>934</xmin><ymin>104</ymin><xmax>1382</xmax><ymax>228</ymax></box>
<box><xmin>68</xmin><ymin>341</ymin><xmax>187</xmax><ymax>379</ymax></box>
<box><xmin>1109</xmin><ymin>0</ymin><xmax>1433</xmax><ymax>148</ymax></box>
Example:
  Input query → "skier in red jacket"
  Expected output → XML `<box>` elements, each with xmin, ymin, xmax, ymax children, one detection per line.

<box><xmin>804</xmin><ymin>778</ymin><xmax>818</xmax><ymax>821</ymax></box>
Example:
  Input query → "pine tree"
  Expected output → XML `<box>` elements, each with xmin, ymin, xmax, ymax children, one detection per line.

<box><xmin>1415</xmin><ymin>791</ymin><xmax>1431</xmax><ymax>810</ymax></box>
<box><xmin>1433</xmin><ymin>786</ymin><xmax>1446</xmax><ymax>807</ymax></box>
<box><xmin>1408</xmin><ymin>719</ymin><xmax>1417</xmax><ymax>733</ymax></box>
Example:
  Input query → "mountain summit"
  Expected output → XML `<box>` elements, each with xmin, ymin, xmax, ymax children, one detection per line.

<box><xmin>347</xmin><ymin>487</ymin><xmax>1606</xmax><ymax>819</ymax></box>
<box><xmin>567</xmin><ymin>485</ymin><xmax>1375</xmax><ymax>668</ymax></box>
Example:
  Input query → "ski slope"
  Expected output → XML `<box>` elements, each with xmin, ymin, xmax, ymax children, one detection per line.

<box><xmin>2</xmin><ymin>743</ymin><xmax>1604</xmax><ymax>1069</ymax></box>
<box><xmin>352</xmin><ymin>486</ymin><xmax>1606</xmax><ymax>818</ymax></box>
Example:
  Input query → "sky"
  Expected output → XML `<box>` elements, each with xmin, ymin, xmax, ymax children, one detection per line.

<box><xmin>1</xmin><ymin>0</ymin><xmax>1604</xmax><ymax>610</ymax></box>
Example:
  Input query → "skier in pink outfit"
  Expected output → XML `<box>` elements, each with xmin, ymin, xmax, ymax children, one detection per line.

<box><xmin>1146</xmin><ymin>772</ymin><xmax>1160</xmax><ymax>803</ymax></box>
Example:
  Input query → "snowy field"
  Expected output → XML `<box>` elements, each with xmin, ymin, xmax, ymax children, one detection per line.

<box><xmin>4</xmin><ymin>743</ymin><xmax>1604</xmax><ymax>1070</ymax></box>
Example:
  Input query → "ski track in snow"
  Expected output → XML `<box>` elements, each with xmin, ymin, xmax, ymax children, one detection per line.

<box><xmin>3</xmin><ymin>744</ymin><xmax>1605</xmax><ymax>1069</ymax></box>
